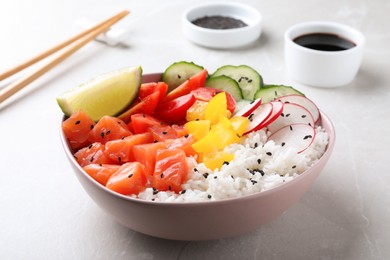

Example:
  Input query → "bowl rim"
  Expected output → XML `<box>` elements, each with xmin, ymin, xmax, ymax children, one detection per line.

<box><xmin>60</xmin><ymin>74</ymin><xmax>335</xmax><ymax>207</ymax></box>
<box><xmin>182</xmin><ymin>2</ymin><xmax>262</xmax><ymax>34</ymax></box>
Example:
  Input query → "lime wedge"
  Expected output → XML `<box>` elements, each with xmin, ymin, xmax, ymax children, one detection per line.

<box><xmin>57</xmin><ymin>66</ymin><xmax>142</xmax><ymax>121</ymax></box>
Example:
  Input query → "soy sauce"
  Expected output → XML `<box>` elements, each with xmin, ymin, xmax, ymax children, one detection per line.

<box><xmin>192</xmin><ymin>15</ymin><xmax>248</xmax><ymax>30</ymax></box>
<box><xmin>293</xmin><ymin>33</ymin><xmax>356</xmax><ymax>51</ymax></box>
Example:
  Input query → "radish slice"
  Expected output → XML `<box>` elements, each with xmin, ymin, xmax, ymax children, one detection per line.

<box><xmin>244</xmin><ymin>103</ymin><xmax>273</xmax><ymax>135</ymax></box>
<box><xmin>267</xmin><ymin>103</ymin><xmax>314</xmax><ymax>133</ymax></box>
<box><xmin>268</xmin><ymin>123</ymin><xmax>316</xmax><ymax>153</ymax></box>
<box><xmin>275</xmin><ymin>94</ymin><xmax>320</xmax><ymax>123</ymax></box>
<box><xmin>257</xmin><ymin>101</ymin><xmax>284</xmax><ymax>129</ymax></box>
<box><xmin>234</xmin><ymin>98</ymin><xmax>262</xmax><ymax>117</ymax></box>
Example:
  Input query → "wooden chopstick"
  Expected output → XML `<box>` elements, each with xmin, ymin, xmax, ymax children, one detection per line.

<box><xmin>0</xmin><ymin>10</ymin><xmax>129</xmax><ymax>104</ymax></box>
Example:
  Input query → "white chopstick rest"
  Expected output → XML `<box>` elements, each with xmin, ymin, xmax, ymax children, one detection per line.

<box><xmin>76</xmin><ymin>17</ymin><xmax>131</xmax><ymax>46</ymax></box>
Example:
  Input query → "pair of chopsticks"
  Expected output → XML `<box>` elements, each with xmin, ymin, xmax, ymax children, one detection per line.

<box><xmin>0</xmin><ymin>10</ymin><xmax>129</xmax><ymax>104</ymax></box>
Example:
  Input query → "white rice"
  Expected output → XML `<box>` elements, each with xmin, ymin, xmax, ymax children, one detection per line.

<box><xmin>136</xmin><ymin>126</ymin><xmax>329</xmax><ymax>202</ymax></box>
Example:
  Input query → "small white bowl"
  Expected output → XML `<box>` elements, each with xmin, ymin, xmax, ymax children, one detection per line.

<box><xmin>284</xmin><ymin>21</ymin><xmax>365</xmax><ymax>88</ymax></box>
<box><xmin>182</xmin><ymin>2</ymin><xmax>262</xmax><ymax>49</ymax></box>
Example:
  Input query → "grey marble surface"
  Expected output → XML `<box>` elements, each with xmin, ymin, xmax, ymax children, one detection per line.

<box><xmin>1</xmin><ymin>0</ymin><xmax>389</xmax><ymax>259</ymax></box>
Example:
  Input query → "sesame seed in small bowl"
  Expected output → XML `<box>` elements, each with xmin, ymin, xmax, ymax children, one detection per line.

<box><xmin>182</xmin><ymin>2</ymin><xmax>262</xmax><ymax>49</ymax></box>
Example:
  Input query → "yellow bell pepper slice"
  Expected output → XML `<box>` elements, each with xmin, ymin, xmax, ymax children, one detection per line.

<box><xmin>210</xmin><ymin>123</ymin><xmax>240</xmax><ymax>150</ymax></box>
<box><xmin>184</xmin><ymin>120</ymin><xmax>210</xmax><ymax>141</ymax></box>
<box><xmin>191</xmin><ymin>131</ymin><xmax>219</xmax><ymax>154</ymax></box>
<box><xmin>205</xmin><ymin>92</ymin><xmax>228</xmax><ymax>125</ymax></box>
<box><xmin>203</xmin><ymin>152</ymin><xmax>235</xmax><ymax>171</ymax></box>
<box><xmin>186</xmin><ymin>100</ymin><xmax>208</xmax><ymax>121</ymax></box>
<box><xmin>230</xmin><ymin>116</ymin><xmax>249</xmax><ymax>136</ymax></box>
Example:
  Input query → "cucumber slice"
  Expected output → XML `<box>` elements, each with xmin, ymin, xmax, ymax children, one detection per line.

<box><xmin>162</xmin><ymin>61</ymin><xmax>204</xmax><ymax>91</ymax></box>
<box><xmin>211</xmin><ymin>65</ymin><xmax>263</xmax><ymax>100</ymax></box>
<box><xmin>205</xmin><ymin>75</ymin><xmax>243</xmax><ymax>101</ymax></box>
<box><xmin>254</xmin><ymin>85</ymin><xmax>304</xmax><ymax>103</ymax></box>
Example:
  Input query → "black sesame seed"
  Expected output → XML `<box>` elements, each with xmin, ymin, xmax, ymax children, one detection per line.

<box><xmin>88</xmin><ymin>144</ymin><xmax>93</xmax><ymax>149</ymax></box>
<box><xmin>259</xmin><ymin>170</ymin><xmax>265</xmax><ymax>176</ymax></box>
<box><xmin>303</xmin><ymin>135</ymin><xmax>313</xmax><ymax>140</ymax></box>
<box><xmin>118</xmin><ymin>157</ymin><xmax>121</xmax><ymax>163</ymax></box>
<box><xmin>184</xmin><ymin>134</ymin><xmax>189</xmax><ymax>138</ymax></box>
<box><xmin>75</xmin><ymin>120</ymin><xmax>81</xmax><ymax>125</ymax></box>
<box><xmin>121</xmin><ymin>136</ymin><xmax>125</xmax><ymax>140</ymax></box>
<box><xmin>160</xmin><ymin>173</ymin><xmax>164</xmax><ymax>178</ymax></box>
<box><xmin>177</xmin><ymin>74</ymin><xmax>181</xmax><ymax>79</ymax></box>
<box><xmin>153</xmin><ymin>140</ymin><xmax>158</xmax><ymax>143</ymax></box>
<box><xmin>266</xmin><ymin>152</ymin><xmax>272</xmax><ymax>156</ymax></box>
<box><xmin>257</xmin><ymin>158</ymin><xmax>262</xmax><ymax>164</ymax></box>
<box><xmin>89</xmin><ymin>156</ymin><xmax>94</xmax><ymax>162</ymax></box>
<box><xmin>106</xmin><ymin>130</ymin><xmax>111</xmax><ymax>135</ymax></box>
<box><xmin>289</xmin><ymin>125</ymin><xmax>293</xmax><ymax>131</ymax></box>
<box><xmin>90</xmin><ymin>125</ymin><xmax>94</xmax><ymax>130</ymax></box>
<box><xmin>203</xmin><ymin>173</ymin><xmax>209</xmax><ymax>179</ymax></box>
<box><xmin>207</xmin><ymin>194</ymin><xmax>212</xmax><ymax>199</ymax></box>
<box><xmin>153</xmin><ymin>187</ymin><xmax>159</xmax><ymax>195</ymax></box>
<box><xmin>248</xmin><ymin>79</ymin><xmax>253</xmax><ymax>83</ymax></box>
<box><xmin>251</xmin><ymin>179</ymin><xmax>258</xmax><ymax>185</ymax></box>
<box><xmin>194</xmin><ymin>168</ymin><xmax>198</xmax><ymax>172</ymax></box>
<box><xmin>100</xmin><ymin>132</ymin><xmax>105</xmax><ymax>138</ymax></box>
<box><xmin>162</xmin><ymin>131</ymin><xmax>167</xmax><ymax>135</ymax></box>
<box><xmin>99</xmin><ymin>163</ymin><xmax>102</xmax><ymax>166</ymax></box>
<box><xmin>281</xmin><ymin>113</ymin><xmax>285</xmax><ymax>117</ymax></box>
<box><xmin>214</xmin><ymin>176</ymin><xmax>218</xmax><ymax>179</ymax></box>
<box><xmin>292</xmin><ymin>165</ymin><xmax>297</xmax><ymax>169</ymax></box>
<box><xmin>128</xmin><ymin>173</ymin><xmax>133</xmax><ymax>178</ymax></box>
<box><xmin>168</xmin><ymin>186</ymin><xmax>171</xmax><ymax>191</ymax></box>
<box><xmin>181</xmin><ymin>189</ymin><xmax>186</xmax><ymax>194</ymax></box>
<box><xmin>223</xmin><ymin>161</ymin><xmax>229</xmax><ymax>166</ymax></box>
<box><xmin>275</xmin><ymin>91</ymin><xmax>278</xmax><ymax>96</ymax></box>
<box><xmin>285</xmin><ymin>113</ymin><xmax>291</xmax><ymax>117</ymax></box>
<box><xmin>302</xmin><ymin>115</ymin><xmax>307</xmax><ymax>118</ymax></box>
<box><xmin>281</xmin><ymin>142</ymin><xmax>286</xmax><ymax>147</ymax></box>
<box><xmin>254</xmin><ymin>169</ymin><xmax>262</xmax><ymax>174</ymax></box>
<box><xmin>254</xmin><ymin>142</ymin><xmax>258</xmax><ymax>148</ymax></box>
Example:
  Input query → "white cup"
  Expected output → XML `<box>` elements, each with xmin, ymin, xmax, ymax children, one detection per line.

<box><xmin>284</xmin><ymin>21</ymin><xmax>365</xmax><ymax>88</ymax></box>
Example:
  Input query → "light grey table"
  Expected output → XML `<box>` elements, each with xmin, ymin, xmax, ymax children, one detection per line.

<box><xmin>1</xmin><ymin>0</ymin><xmax>389</xmax><ymax>259</ymax></box>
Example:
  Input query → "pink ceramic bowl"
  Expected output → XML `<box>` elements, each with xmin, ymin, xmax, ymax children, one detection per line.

<box><xmin>60</xmin><ymin>73</ymin><xmax>336</xmax><ymax>241</ymax></box>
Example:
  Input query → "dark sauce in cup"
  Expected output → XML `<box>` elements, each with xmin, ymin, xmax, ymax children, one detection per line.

<box><xmin>293</xmin><ymin>33</ymin><xmax>356</xmax><ymax>51</ymax></box>
<box><xmin>192</xmin><ymin>15</ymin><xmax>248</xmax><ymax>29</ymax></box>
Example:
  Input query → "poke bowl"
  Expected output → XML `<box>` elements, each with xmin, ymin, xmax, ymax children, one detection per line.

<box><xmin>59</xmin><ymin>63</ymin><xmax>335</xmax><ymax>241</ymax></box>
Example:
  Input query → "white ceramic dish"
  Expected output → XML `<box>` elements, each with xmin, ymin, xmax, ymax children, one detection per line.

<box><xmin>284</xmin><ymin>21</ymin><xmax>365</xmax><ymax>88</ymax></box>
<box><xmin>182</xmin><ymin>2</ymin><xmax>262</xmax><ymax>49</ymax></box>
<box><xmin>60</xmin><ymin>73</ymin><xmax>336</xmax><ymax>241</ymax></box>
